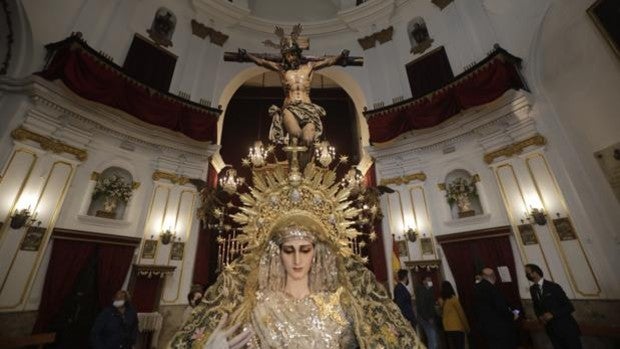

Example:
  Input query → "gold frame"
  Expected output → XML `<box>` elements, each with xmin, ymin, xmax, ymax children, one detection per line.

<box><xmin>420</xmin><ymin>237</ymin><xmax>434</xmax><ymax>255</ymax></box>
<box><xmin>517</xmin><ymin>223</ymin><xmax>538</xmax><ymax>246</ymax></box>
<box><xmin>587</xmin><ymin>0</ymin><xmax>620</xmax><ymax>59</ymax></box>
<box><xmin>141</xmin><ymin>239</ymin><xmax>158</xmax><ymax>259</ymax></box>
<box><xmin>395</xmin><ymin>240</ymin><xmax>409</xmax><ymax>258</ymax></box>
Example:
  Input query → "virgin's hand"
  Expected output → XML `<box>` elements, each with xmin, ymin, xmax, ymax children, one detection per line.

<box><xmin>204</xmin><ymin>314</ymin><xmax>253</xmax><ymax>349</ymax></box>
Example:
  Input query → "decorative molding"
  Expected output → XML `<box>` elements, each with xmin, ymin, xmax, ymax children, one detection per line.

<box><xmin>133</xmin><ymin>264</ymin><xmax>176</xmax><ymax>279</ymax></box>
<box><xmin>404</xmin><ymin>259</ymin><xmax>441</xmax><ymax>271</ymax></box>
<box><xmin>11</xmin><ymin>127</ymin><xmax>88</xmax><ymax>161</ymax></box>
<box><xmin>379</xmin><ymin>172</ymin><xmax>426</xmax><ymax>186</ymax></box>
<box><xmin>357</xmin><ymin>26</ymin><xmax>393</xmax><ymax>50</ymax></box>
<box><xmin>132</xmin><ymin>181</ymin><xmax>141</xmax><ymax>189</ymax></box>
<box><xmin>76</xmin><ymin>214</ymin><xmax>132</xmax><ymax>228</ymax></box>
<box><xmin>483</xmin><ymin>134</ymin><xmax>547</xmax><ymax>164</ymax></box>
<box><xmin>437</xmin><ymin>183</ymin><xmax>446</xmax><ymax>191</ymax></box>
<box><xmin>431</xmin><ymin>0</ymin><xmax>454</xmax><ymax>10</ymax></box>
<box><xmin>152</xmin><ymin>170</ymin><xmax>189</xmax><ymax>185</ymax></box>
<box><xmin>411</xmin><ymin>38</ymin><xmax>434</xmax><ymax>55</ymax></box>
<box><xmin>375</xmin><ymin>26</ymin><xmax>393</xmax><ymax>44</ymax></box>
<box><xmin>91</xmin><ymin>171</ymin><xmax>100</xmax><ymax>181</ymax></box>
<box><xmin>190</xmin><ymin>19</ymin><xmax>229</xmax><ymax>46</ymax></box>
<box><xmin>357</xmin><ymin>35</ymin><xmax>376</xmax><ymax>50</ymax></box>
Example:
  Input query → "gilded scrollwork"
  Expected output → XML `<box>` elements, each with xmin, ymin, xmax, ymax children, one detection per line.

<box><xmin>483</xmin><ymin>134</ymin><xmax>547</xmax><ymax>164</ymax></box>
<box><xmin>379</xmin><ymin>172</ymin><xmax>426</xmax><ymax>186</ymax></box>
<box><xmin>11</xmin><ymin>127</ymin><xmax>88</xmax><ymax>161</ymax></box>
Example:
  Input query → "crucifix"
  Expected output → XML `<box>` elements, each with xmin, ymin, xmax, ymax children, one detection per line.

<box><xmin>224</xmin><ymin>24</ymin><xmax>363</xmax><ymax>170</ymax></box>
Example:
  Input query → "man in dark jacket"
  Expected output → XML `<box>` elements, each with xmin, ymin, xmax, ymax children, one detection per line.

<box><xmin>474</xmin><ymin>267</ymin><xmax>518</xmax><ymax>349</ymax></box>
<box><xmin>415</xmin><ymin>275</ymin><xmax>438</xmax><ymax>349</ymax></box>
<box><xmin>393</xmin><ymin>269</ymin><xmax>417</xmax><ymax>329</ymax></box>
<box><xmin>91</xmin><ymin>290</ymin><xmax>138</xmax><ymax>349</ymax></box>
<box><xmin>525</xmin><ymin>263</ymin><xmax>582</xmax><ymax>349</ymax></box>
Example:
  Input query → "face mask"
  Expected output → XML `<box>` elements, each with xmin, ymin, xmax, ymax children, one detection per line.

<box><xmin>426</xmin><ymin>281</ymin><xmax>433</xmax><ymax>288</ymax></box>
<box><xmin>113</xmin><ymin>300</ymin><xmax>125</xmax><ymax>308</ymax></box>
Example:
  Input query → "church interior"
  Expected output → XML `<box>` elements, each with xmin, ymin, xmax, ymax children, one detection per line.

<box><xmin>0</xmin><ymin>0</ymin><xmax>619</xmax><ymax>348</ymax></box>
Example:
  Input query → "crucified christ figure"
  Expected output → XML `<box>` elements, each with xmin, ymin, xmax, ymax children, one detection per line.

<box><xmin>230</xmin><ymin>25</ymin><xmax>358</xmax><ymax>147</ymax></box>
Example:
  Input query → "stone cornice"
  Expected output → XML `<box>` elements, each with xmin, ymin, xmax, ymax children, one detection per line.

<box><xmin>152</xmin><ymin>170</ymin><xmax>190</xmax><ymax>185</ymax></box>
<box><xmin>11</xmin><ymin>126</ymin><xmax>87</xmax><ymax>161</ymax></box>
<box><xmin>483</xmin><ymin>134</ymin><xmax>547</xmax><ymax>164</ymax></box>
<box><xmin>379</xmin><ymin>172</ymin><xmax>426</xmax><ymax>186</ymax></box>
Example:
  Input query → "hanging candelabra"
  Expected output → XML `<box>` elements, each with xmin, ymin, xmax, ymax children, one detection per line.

<box><xmin>314</xmin><ymin>141</ymin><xmax>336</xmax><ymax>167</ymax></box>
<box><xmin>218</xmin><ymin>167</ymin><xmax>244</xmax><ymax>195</ymax></box>
<box><xmin>248</xmin><ymin>141</ymin><xmax>270</xmax><ymax>167</ymax></box>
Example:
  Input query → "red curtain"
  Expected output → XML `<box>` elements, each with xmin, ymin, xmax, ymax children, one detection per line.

<box><xmin>97</xmin><ymin>244</ymin><xmax>136</xmax><ymax>308</ymax></box>
<box><xmin>39</xmin><ymin>40</ymin><xmax>219</xmax><ymax>142</ymax></box>
<box><xmin>33</xmin><ymin>239</ymin><xmax>96</xmax><ymax>333</ymax></box>
<box><xmin>366</xmin><ymin>54</ymin><xmax>525</xmax><ymax>144</ymax></box>
<box><xmin>131</xmin><ymin>276</ymin><xmax>162</xmax><ymax>313</ymax></box>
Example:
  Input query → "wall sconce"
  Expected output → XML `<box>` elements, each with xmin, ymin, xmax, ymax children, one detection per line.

<box><xmin>405</xmin><ymin>227</ymin><xmax>418</xmax><ymax>242</ymax></box>
<box><xmin>219</xmin><ymin>167</ymin><xmax>244</xmax><ymax>195</ymax></box>
<box><xmin>314</xmin><ymin>141</ymin><xmax>336</xmax><ymax>167</ymax></box>
<box><xmin>10</xmin><ymin>207</ymin><xmax>39</xmax><ymax>230</ymax></box>
<box><xmin>527</xmin><ymin>207</ymin><xmax>547</xmax><ymax>226</ymax></box>
<box><xmin>160</xmin><ymin>229</ymin><xmax>174</xmax><ymax>245</ymax></box>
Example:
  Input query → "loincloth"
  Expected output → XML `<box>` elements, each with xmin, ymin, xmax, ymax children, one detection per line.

<box><xmin>268</xmin><ymin>101</ymin><xmax>326</xmax><ymax>144</ymax></box>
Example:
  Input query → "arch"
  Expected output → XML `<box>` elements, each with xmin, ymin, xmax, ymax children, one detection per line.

<box><xmin>215</xmin><ymin>66</ymin><xmax>370</xmax><ymax>152</ymax></box>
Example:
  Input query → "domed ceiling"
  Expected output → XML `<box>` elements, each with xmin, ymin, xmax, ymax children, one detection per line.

<box><xmin>248</xmin><ymin>0</ymin><xmax>341</xmax><ymax>22</ymax></box>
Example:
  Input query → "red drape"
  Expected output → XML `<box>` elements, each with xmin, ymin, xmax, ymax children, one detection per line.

<box><xmin>131</xmin><ymin>276</ymin><xmax>162</xmax><ymax>313</ymax></box>
<box><xmin>97</xmin><ymin>244</ymin><xmax>135</xmax><ymax>308</ymax></box>
<box><xmin>33</xmin><ymin>239</ymin><xmax>96</xmax><ymax>333</ymax></box>
<box><xmin>366</xmin><ymin>52</ymin><xmax>525</xmax><ymax>144</ymax></box>
<box><xmin>39</xmin><ymin>39</ymin><xmax>220</xmax><ymax>142</ymax></box>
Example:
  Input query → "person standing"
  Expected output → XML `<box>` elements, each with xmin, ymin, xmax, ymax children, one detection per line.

<box><xmin>439</xmin><ymin>281</ymin><xmax>469</xmax><ymax>349</ymax></box>
<box><xmin>415</xmin><ymin>276</ymin><xmax>439</xmax><ymax>349</ymax></box>
<box><xmin>525</xmin><ymin>263</ymin><xmax>582</xmax><ymax>349</ymax></box>
<box><xmin>90</xmin><ymin>290</ymin><xmax>138</xmax><ymax>349</ymax></box>
<box><xmin>473</xmin><ymin>267</ymin><xmax>518</xmax><ymax>349</ymax></box>
<box><xmin>394</xmin><ymin>269</ymin><xmax>417</xmax><ymax>329</ymax></box>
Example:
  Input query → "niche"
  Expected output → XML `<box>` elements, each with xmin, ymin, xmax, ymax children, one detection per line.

<box><xmin>87</xmin><ymin>167</ymin><xmax>134</xmax><ymax>220</ymax></box>
<box><xmin>147</xmin><ymin>7</ymin><xmax>177</xmax><ymax>47</ymax></box>
<box><xmin>444</xmin><ymin>169</ymin><xmax>483</xmax><ymax>220</ymax></box>
<box><xmin>407</xmin><ymin>17</ymin><xmax>434</xmax><ymax>54</ymax></box>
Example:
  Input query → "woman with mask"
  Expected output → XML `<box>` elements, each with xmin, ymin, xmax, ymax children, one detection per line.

<box><xmin>91</xmin><ymin>290</ymin><xmax>138</xmax><ymax>349</ymax></box>
<box><xmin>169</xmin><ymin>162</ymin><xmax>425</xmax><ymax>349</ymax></box>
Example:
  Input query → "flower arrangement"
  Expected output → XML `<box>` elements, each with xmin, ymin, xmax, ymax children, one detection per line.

<box><xmin>445</xmin><ymin>176</ymin><xmax>477</xmax><ymax>207</ymax></box>
<box><xmin>92</xmin><ymin>174</ymin><xmax>133</xmax><ymax>202</ymax></box>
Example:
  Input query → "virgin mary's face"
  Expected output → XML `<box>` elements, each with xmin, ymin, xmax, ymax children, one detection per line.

<box><xmin>280</xmin><ymin>238</ymin><xmax>314</xmax><ymax>281</ymax></box>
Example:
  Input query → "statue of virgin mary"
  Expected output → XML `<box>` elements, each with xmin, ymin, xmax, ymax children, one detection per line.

<box><xmin>169</xmin><ymin>162</ymin><xmax>424</xmax><ymax>349</ymax></box>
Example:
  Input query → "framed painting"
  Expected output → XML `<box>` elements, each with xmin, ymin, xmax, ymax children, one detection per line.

<box><xmin>588</xmin><ymin>0</ymin><xmax>620</xmax><ymax>59</ymax></box>
<box><xmin>420</xmin><ymin>237</ymin><xmax>434</xmax><ymax>255</ymax></box>
<box><xmin>553</xmin><ymin>218</ymin><xmax>578</xmax><ymax>241</ymax></box>
<box><xmin>517</xmin><ymin>224</ymin><xmax>538</xmax><ymax>245</ymax></box>
<box><xmin>20</xmin><ymin>226</ymin><xmax>46</xmax><ymax>251</ymax></box>
<box><xmin>170</xmin><ymin>241</ymin><xmax>185</xmax><ymax>261</ymax></box>
<box><xmin>141</xmin><ymin>239</ymin><xmax>158</xmax><ymax>259</ymax></box>
<box><xmin>396</xmin><ymin>240</ymin><xmax>409</xmax><ymax>259</ymax></box>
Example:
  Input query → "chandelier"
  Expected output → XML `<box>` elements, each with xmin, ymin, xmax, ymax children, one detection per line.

<box><xmin>218</xmin><ymin>167</ymin><xmax>244</xmax><ymax>194</ymax></box>
<box><xmin>314</xmin><ymin>141</ymin><xmax>336</xmax><ymax>167</ymax></box>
